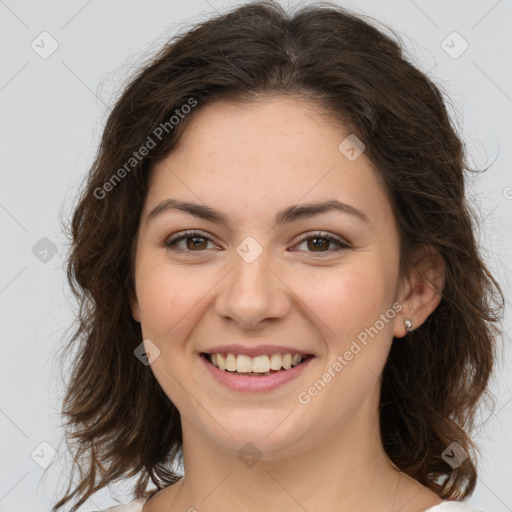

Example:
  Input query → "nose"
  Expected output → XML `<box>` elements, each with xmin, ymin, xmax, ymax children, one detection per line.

<box><xmin>214</xmin><ymin>246</ymin><xmax>291</xmax><ymax>330</ymax></box>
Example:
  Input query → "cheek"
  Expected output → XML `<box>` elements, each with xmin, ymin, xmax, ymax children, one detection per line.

<box><xmin>303</xmin><ymin>259</ymin><xmax>398</xmax><ymax>390</ymax></box>
<box><xmin>135</xmin><ymin>260</ymin><xmax>203</xmax><ymax>343</ymax></box>
<box><xmin>305</xmin><ymin>263</ymin><xmax>392</xmax><ymax>339</ymax></box>
<box><xmin>135</xmin><ymin>264</ymin><xmax>206</xmax><ymax>406</ymax></box>
<box><xmin>296</xmin><ymin>264</ymin><xmax>397</xmax><ymax>422</ymax></box>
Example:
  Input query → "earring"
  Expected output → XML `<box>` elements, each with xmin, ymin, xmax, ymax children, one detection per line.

<box><xmin>404</xmin><ymin>318</ymin><xmax>413</xmax><ymax>333</ymax></box>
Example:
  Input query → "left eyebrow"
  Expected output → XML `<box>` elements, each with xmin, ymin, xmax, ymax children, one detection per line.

<box><xmin>146</xmin><ymin>198</ymin><xmax>371</xmax><ymax>227</ymax></box>
<box><xmin>275</xmin><ymin>199</ymin><xmax>370</xmax><ymax>225</ymax></box>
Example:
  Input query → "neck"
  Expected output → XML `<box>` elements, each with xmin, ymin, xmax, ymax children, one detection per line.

<box><xmin>167</xmin><ymin>404</ymin><xmax>417</xmax><ymax>511</ymax></box>
<box><xmin>146</xmin><ymin>386</ymin><xmax>441</xmax><ymax>512</ymax></box>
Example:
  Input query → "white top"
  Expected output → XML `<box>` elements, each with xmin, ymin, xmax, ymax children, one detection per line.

<box><xmin>99</xmin><ymin>498</ymin><xmax>487</xmax><ymax>511</ymax></box>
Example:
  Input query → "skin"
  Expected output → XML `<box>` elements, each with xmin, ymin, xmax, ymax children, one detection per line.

<box><xmin>130</xmin><ymin>96</ymin><xmax>445</xmax><ymax>512</ymax></box>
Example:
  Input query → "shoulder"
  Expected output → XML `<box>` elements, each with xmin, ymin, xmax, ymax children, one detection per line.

<box><xmin>92</xmin><ymin>497</ymin><xmax>148</xmax><ymax>512</ymax></box>
<box><xmin>92</xmin><ymin>497</ymin><xmax>488</xmax><ymax>512</ymax></box>
<box><xmin>424</xmin><ymin>501</ymin><xmax>487</xmax><ymax>512</ymax></box>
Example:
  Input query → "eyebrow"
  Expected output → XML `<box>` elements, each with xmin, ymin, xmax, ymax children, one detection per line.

<box><xmin>146</xmin><ymin>198</ymin><xmax>370</xmax><ymax>226</ymax></box>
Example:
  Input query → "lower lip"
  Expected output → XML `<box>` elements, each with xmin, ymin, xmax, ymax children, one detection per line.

<box><xmin>200</xmin><ymin>354</ymin><xmax>315</xmax><ymax>392</ymax></box>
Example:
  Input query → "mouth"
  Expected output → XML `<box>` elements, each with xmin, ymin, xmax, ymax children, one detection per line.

<box><xmin>200</xmin><ymin>352</ymin><xmax>315</xmax><ymax>376</ymax></box>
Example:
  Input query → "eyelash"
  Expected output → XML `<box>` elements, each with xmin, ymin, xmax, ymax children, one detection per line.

<box><xmin>163</xmin><ymin>230</ymin><xmax>350</xmax><ymax>257</ymax></box>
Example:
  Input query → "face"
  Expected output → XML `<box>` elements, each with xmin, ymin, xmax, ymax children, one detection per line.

<box><xmin>131</xmin><ymin>96</ymin><xmax>410</xmax><ymax>459</ymax></box>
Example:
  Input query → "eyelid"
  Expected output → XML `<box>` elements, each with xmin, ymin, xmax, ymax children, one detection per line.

<box><xmin>290</xmin><ymin>231</ymin><xmax>350</xmax><ymax>257</ymax></box>
<box><xmin>291</xmin><ymin>230</ymin><xmax>349</xmax><ymax>246</ymax></box>
<box><xmin>164</xmin><ymin>229</ymin><xmax>350</xmax><ymax>257</ymax></box>
<box><xmin>164</xmin><ymin>229</ymin><xmax>220</xmax><ymax>252</ymax></box>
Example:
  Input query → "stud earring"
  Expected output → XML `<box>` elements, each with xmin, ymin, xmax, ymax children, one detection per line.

<box><xmin>404</xmin><ymin>318</ymin><xmax>413</xmax><ymax>333</ymax></box>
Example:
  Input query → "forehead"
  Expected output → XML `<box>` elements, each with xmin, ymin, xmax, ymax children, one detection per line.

<box><xmin>144</xmin><ymin>96</ymin><xmax>393</xmax><ymax>230</ymax></box>
<box><xmin>173</xmin><ymin>95</ymin><xmax>350</xmax><ymax>161</ymax></box>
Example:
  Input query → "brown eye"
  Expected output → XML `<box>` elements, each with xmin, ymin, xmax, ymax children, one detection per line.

<box><xmin>292</xmin><ymin>232</ymin><xmax>350</xmax><ymax>257</ymax></box>
<box><xmin>185</xmin><ymin>236</ymin><xmax>208</xmax><ymax>250</ymax></box>
<box><xmin>307</xmin><ymin>237</ymin><xmax>331</xmax><ymax>251</ymax></box>
<box><xmin>164</xmin><ymin>231</ymin><xmax>217</xmax><ymax>253</ymax></box>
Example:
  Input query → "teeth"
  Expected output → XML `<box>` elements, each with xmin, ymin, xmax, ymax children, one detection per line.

<box><xmin>207</xmin><ymin>352</ymin><xmax>307</xmax><ymax>373</ymax></box>
<box><xmin>252</xmin><ymin>355</ymin><xmax>270</xmax><ymax>373</ymax></box>
<box><xmin>236</xmin><ymin>354</ymin><xmax>253</xmax><ymax>372</ymax></box>
<box><xmin>217</xmin><ymin>353</ymin><xmax>226</xmax><ymax>370</ymax></box>
<box><xmin>225</xmin><ymin>353</ymin><xmax>237</xmax><ymax>371</ymax></box>
<box><xmin>269</xmin><ymin>353</ymin><xmax>282</xmax><ymax>370</ymax></box>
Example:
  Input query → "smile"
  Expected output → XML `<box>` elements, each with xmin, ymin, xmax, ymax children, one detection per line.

<box><xmin>201</xmin><ymin>352</ymin><xmax>311</xmax><ymax>375</ymax></box>
<box><xmin>200</xmin><ymin>352</ymin><xmax>315</xmax><ymax>392</ymax></box>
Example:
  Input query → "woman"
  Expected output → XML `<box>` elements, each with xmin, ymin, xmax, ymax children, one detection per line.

<box><xmin>54</xmin><ymin>1</ymin><xmax>504</xmax><ymax>511</ymax></box>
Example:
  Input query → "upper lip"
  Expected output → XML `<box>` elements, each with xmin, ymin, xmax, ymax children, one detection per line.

<box><xmin>200</xmin><ymin>344</ymin><xmax>314</xmax><ymax>357</ymax></box>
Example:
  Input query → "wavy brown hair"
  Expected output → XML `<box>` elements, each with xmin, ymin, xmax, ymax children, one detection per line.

<box><xmin>54</xmin><ymin>1</ymin><xmax>504</xmax><ymax>510</ymax></box>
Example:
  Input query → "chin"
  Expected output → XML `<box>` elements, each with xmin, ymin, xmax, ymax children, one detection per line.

<box><xmin>204</xmin><ymin>410</ymin><xmax>309</xmax><ymax>458</ymax></box>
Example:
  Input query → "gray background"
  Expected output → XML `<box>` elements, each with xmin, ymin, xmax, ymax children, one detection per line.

<box><xmin>0</xmin><ymin>0</ymin><xmax>510</xmax><ymax>510</ymax></box>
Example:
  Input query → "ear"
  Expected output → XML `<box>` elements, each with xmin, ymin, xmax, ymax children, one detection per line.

<box><xmin>394</xmin><ymin>245</ymin><xmax>445</xmax><ymax>338</ymax></box>
<box><xmin>129</xmin><ymin>290</ymin><xmax>141</xmax><ymax>323</ymax></box>
<box><xmin>128</xmin><ymin>237</ymin><xmax>141</xmax><ymax>323</ymax></box>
